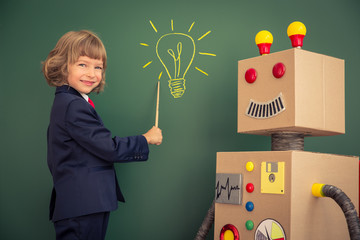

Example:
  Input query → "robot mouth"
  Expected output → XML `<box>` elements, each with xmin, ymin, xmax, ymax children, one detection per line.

<box><xmin>245</xmin><ymin>93</ymin><xmax>285</xmax><ymax>119</ymax></box>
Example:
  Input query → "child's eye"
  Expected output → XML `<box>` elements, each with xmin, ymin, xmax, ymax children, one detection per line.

<box><xmin>78</xmin><ymin>63</ymin><xmax>86</xmax><ymax>67</ymax></box>
<box><xmin>95</xmin><ymin>66</ymin><xmax>103</xmax><ymax>70</ymax></box>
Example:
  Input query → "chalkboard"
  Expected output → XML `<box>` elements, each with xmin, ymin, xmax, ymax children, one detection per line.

<box><xmin>1</xmin><ymin>0</ymin><xmax>359</xmax><ymax>239</ymax></box>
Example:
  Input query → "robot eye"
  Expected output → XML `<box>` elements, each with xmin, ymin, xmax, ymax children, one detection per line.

<box><xmin>273</xmin><ymin>62</ymin><xmax>286</xmax><ymax>78</ymax></box>
<box><xmin>245</xmin><ymin>68</ymin><xmax>257</xmax><ymax>84</ymax></box>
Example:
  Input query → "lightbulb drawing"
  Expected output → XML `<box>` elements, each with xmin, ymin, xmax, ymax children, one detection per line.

<box><xmin>156</xmin><ymin>33</ymin><xmax>195</xmax><ymax>98</ymax></box>
<box><xmin>141</xmin><ymin>20</ymin><xmax>216</xmax><ymax>98</ymax></box>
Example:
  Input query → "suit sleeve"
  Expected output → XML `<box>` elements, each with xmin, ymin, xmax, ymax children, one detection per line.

<box><xmin>64</xmin><ymin>98</ymin><xmax>149</xmax><ymax>162</ymax></box>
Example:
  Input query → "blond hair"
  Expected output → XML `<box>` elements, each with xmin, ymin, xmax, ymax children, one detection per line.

<box><xmin>42</xmin><ymin>30</ymin><xmax>107</xmax><ymax>93</ymax></box>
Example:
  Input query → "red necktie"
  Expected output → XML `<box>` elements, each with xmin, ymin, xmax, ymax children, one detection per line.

<box><xmin>88</xmin><ymin>97</ymin><xmax>95</xmax><ymax>109</ymax></box>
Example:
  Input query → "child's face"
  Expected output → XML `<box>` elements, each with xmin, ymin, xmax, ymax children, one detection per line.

<box><xmin>67</xmin><ymin>56</ymin><xmax>103</xmax><ymax>94</ymax></box>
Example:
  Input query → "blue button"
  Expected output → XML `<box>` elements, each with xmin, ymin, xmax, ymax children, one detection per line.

<box><xmin>246</xmin><ymin>201</ymin><xmax>254</xmax><ymax>212</ymax></box>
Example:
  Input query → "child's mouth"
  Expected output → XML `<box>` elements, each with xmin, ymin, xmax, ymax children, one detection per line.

<box><xmin>81</xmin><ymin>80</ymin><xmax>94</xmax><ymax>86</ymax></box>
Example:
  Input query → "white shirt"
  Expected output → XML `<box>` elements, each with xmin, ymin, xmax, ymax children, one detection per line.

<box><xmin>80</xmin><ymin>92</ymin><xmax>89</xmax><ymax>102</ymax></box>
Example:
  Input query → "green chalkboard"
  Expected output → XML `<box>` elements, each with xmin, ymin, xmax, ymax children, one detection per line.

<box><xmin>1</xmin><ymin>0</ymin><xmax>359</xmax><ymax>239</ymax></box>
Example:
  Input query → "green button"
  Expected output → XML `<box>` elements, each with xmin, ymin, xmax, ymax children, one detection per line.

<box><xmin>245</xmin><ymin>220</ymin><xmax>254</xmax><ymax>230</ymax></box>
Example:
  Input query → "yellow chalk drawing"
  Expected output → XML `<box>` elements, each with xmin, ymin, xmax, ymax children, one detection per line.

<box><xmin>188</xmin><ymin>22</ymin><xmax>195</xmax><ymax>32</ymax></box>
<box><xmin>141</xmin><ymin>20</ymin><xmax>216</xmax><ymax>98</ymax></box>
<box><xmin>143</xmin><ymin>61</ymin><xmax>152</xmax><ymax>68</ymax></box>
<box><xmin>198</xmin><ymin>31</ymin><xmax>211</xmax><ymax>41</ymax></box>
<box><xmin>156</xmin><ymin>33</ymin><xmax>195</xmax><ymax>98</ymax></box>
<box><xmin>195</xmin><ymin>67</ymin><xmax>208</xmax><ymax>76</ymax></box>
<box><xmin>199</xmin><ymin>52</ymin><xmax>216</xmax><ymax>56</ymax></box>
<box><xmin>149</xmin><ymin>20</ymin><xmax>157</xmax><ymax>32</ymax></box>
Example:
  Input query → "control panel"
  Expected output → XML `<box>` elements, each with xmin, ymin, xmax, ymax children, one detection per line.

<box><xmin>214</xmin><ymin>151</ymin><xmax>358</xmax><ymax>240</ymax></box>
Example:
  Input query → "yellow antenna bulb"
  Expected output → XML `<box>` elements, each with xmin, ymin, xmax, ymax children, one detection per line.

<box><xmin>287</xmin><ymin>21</ymin><xmax>306</xmax><ymax>48</ymax></box>
<box><xmin>255</xmin><ymin>30</ymin><xmax>273</xmax><ymax>55</ymax></box>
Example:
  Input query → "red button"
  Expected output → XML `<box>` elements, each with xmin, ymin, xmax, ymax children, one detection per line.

<box><xmin>220</xmin><ymin>224</ymin><xmax>239</xmax><ymax>240</ymax></box>
<box><xmin>273</xmin><ymin>62</ymin><xmax>286</xmax><ymax>78</ymax></box>
<box><xmin>245</xmin><ymin>68</ymin><xmax>257</xmax><ymax>83</ymax></box>
<box><xmin>246</xmin><ymin>183</ymin><xmax>254</xmax><ymax>193</ymax></box>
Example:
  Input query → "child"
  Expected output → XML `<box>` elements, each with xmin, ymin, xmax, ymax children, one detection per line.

<box><xmin>42</xmin><ymin>30</ymin><xmax>163</xmax><ymax>240</ymax></box>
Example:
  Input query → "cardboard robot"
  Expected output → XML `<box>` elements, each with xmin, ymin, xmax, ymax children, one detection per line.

<box><xmin>214</xmin><ymin>22</ymin><xmax>359</xmax><ymax>240</ymax></box>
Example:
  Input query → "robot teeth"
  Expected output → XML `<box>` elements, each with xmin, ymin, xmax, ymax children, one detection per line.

<box><xmin>245</xmin><ymin>93</ymin><xmax>285</xmax><ymax>119</ymax></box>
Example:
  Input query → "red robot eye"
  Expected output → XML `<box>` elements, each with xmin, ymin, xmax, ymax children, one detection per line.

<box><xmin>245</xmin><ymin>68</ymin><xmax>257</xmax><ymax>83</ymax></box>
<box><xmin>273</xmin><ymin>62</ymin><xmax>286</xmax><ymax>78</ymax></box>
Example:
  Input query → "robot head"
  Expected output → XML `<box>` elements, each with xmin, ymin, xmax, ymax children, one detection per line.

<box><xmin>237</xmin><ymin>28</ymin><xmax>344</xmax><ymax>136</ymax></box>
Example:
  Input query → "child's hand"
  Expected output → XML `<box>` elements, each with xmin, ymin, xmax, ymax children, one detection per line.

<box><xmin>143</xmin><ymin>126</ymin><xmax>163</xmax><ymax>145</ymax></box>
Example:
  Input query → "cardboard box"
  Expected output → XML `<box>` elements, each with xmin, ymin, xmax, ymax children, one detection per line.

<box><xmin>238</xmin><ymin>48</ymin><xmax>345</xmax><ymax>136</ymax></box>
<box><xmin>214</xmin><ymin>151</ymin><xmax>359</xmax><ymax>240</ymax></box>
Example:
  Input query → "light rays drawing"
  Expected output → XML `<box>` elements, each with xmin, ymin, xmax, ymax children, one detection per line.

<box><xmin>141</xmin><ymin>20</ymin><xmax>216</xmax><ymax>98</ymax></box>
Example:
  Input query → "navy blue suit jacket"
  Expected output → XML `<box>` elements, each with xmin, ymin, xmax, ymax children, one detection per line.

<box><xmin>47</xmin><ymin>86</ymin><xmax>149</xmax><ymax>222</ymax></box>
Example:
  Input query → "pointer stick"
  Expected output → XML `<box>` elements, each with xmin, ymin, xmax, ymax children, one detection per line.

<box><xmin>155</xmin><ymin>80</ymin><xmax>160</xmax><ymax>127</ymax></box>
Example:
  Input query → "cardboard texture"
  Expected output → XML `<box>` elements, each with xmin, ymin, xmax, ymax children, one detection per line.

<box><xmin>214</xmin><ymin>151</ymin><xmax>359</xmax><ymax>240</ymax></box>
<box><xmin>238</xmin><ymin>48</ymin><xmax>345</xmax><ymax>136</ymax></box>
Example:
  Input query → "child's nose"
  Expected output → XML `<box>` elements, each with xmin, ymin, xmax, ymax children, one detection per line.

<box><xmin>86</xmin><ymin>68</ymin><xmax>95</xmax><ymax>78</ymax></box>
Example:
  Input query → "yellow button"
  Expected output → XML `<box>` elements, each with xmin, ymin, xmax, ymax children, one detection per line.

<box><xmin>224</xmin><ymin>230</ymin><xmax>234</xmax><ymax>240</ymax></box>
<box><xmin>246</xmin><ymin>162</ymin><xmax>254</xmax><ymax>172</ymax></box>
